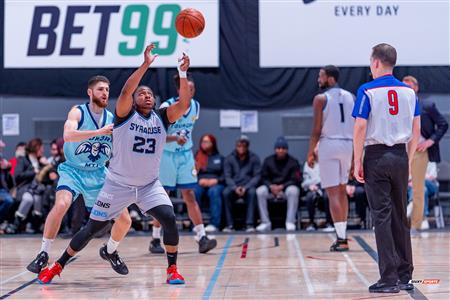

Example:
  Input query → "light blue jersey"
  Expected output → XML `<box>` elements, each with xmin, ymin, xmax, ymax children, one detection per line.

<box><xmin>64</xmin><ymin>103</ymin><xmax>114</xmax><ymax>170</ymax></box>
<box><xmin>160</xmin><ymin>97</ymin><xmax>200</xmax><ymax>152</ymax></box>
<box><xmin>57</xmin><ymin>103</ymin><xmax>114</xmax><ymax>208</ymax></box>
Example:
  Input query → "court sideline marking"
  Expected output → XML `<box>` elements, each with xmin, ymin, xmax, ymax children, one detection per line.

<box><xmin>293</xmin><ymin>235</ymin><xmax>315</xmax><ymax>295</ymax></box>
<box><xmin>327</xmin><ymin>233</ymin><xmax>370</xmax><ymax>287</ymax></box>
<box><xmin>353</xmin><ymin>235</ymin><xmax>429</xmax><ymax>300</ymax></box>
<box><xmin>202</xmin><ymin>236</ymin><xmax>234</xmax><ymax>300</ymax></box>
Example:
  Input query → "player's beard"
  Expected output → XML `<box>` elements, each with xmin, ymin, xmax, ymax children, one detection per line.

<box><xmin>92</xmin><ymin>96</ymin><xmax>108</xmax><ymax>108</ymax></box>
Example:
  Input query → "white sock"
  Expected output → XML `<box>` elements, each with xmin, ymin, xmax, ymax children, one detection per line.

<box><xmin>40</xmin><ymin>238</ymin><xmax>54</xmax><ymax>253</ymax></box>
<box><xmin>106</xmin><ymin>237</ymin><xmax>120</xmax><ymax>254</ymax></box>
<box><xmin>193</xmin><ymin>224</ymin><xmax>206</xmax><ymax>241</ymax></box>
<box><xmin>334</xmin><ymin>221</ymin><xmax>347</xmax><ymax>239</ymax></box>
<box><xmin>152</xmin><ymin>226</ymin><xmax>161</xmax><ymax>239</ymax></box>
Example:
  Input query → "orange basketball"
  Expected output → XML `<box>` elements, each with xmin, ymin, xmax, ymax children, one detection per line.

<box><xmin>175</xmin><ymin>8</ymin><xmax>205</xmax><ymax>39</ymax></box>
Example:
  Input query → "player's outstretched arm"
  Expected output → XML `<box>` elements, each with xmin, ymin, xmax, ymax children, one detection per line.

<box><xmin>166</xmin><ymin>53</ymin><xmax>191</xmax><ymax>123</ymax></box>
<box><xmin>63</xmin><ymin>107</ymin><xmax>113</xmax><ymax>142</ymax></box>
<box><xmin>306</xmin><ymin>94</ymin><xmax>325</xmax><ymax>167</ymax></box>
<box><xmin>116</xmin><ymin>44</ymin><xmax>158</xmax><ymax>118</ymax></box>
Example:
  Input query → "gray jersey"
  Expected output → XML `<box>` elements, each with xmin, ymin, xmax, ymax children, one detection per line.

<box><xmin>321</xmin><ymin>87</ymin><xmax>354</xmax><ymax>140</ymax></box>
<box><xmin>107</xmin><ymin>108</ymin><xmax>170</xmax><ymax>187</ymax></box>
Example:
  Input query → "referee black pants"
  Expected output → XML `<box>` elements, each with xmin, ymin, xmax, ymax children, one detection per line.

<box><xmin>364</xmin><ymin>144</ymin><xmax>413</xmax><ymax>285</ymax></box>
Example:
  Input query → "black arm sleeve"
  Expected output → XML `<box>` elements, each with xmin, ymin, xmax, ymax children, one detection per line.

<box><xmin>428</xmin><ymin>103</ymin><xmax>449</xmax><ymax>143</ymax></box>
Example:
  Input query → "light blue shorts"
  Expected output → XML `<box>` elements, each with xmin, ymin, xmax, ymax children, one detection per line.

<box><xmin>159</xmin><ymin>150</ymin><xmax>197</xmax><ymax>190</ymax></box>
<box><xmin>56</xmin><ymin>163</ymin><xmax>107</xmax><ymax>208</ymax></box>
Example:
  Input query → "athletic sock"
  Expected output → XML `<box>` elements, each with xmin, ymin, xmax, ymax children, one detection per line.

<box><xmin>193</xmin><ymin>224</ymin><xmax>206</xmax><ymax>241</ymax></box>
<box><xmin>40</xmin><ymin>238</ymin><xmax>54</xmax><ymax>253</ymax></box>
<box><xmin>167</xmin><ymin>251</ymin><xmax>178</xmax><ymax>267</ymax></box>
<box><xmin>152</xmin><ymin>226</ymin><xmax>161</xmax><ymax>239</ymax></box>
<box><xmin>57</xmin><ymin>250</ymin><xmax>73</xmax><ymax>268</ymax></box>
<box><xmin>334</xmin><ymin>221</ymin><xmax>347</xmax><ymax>239</ymax></box>
<box><xmin>106</xmin><ymin>237</ymin><xmax>120</xmax><ymax>254</ymax></box>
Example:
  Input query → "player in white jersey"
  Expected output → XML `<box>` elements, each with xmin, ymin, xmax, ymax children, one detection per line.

<box><xmin>353</xmin><ymin>43</ymin><xmax>420</xmax><ymax>293</ymax></box>
<box><xmin>27</xmin><ymin>76</ymin><xmax>132</xmax><ymax>276</ymax></box>
<box><xmin>307</xmin><ymin>65</ymin><xmax>354</xmax><ymax>251</ymax></box>
<box><xmin>149</xmin><ymin>73</ymin><xmax>217</xmax><ymax>255</ymax></box>
<box><xmin>38</xmin><ymin>44</ymin><xmax>191</xmax><ymax>285</ymax></box>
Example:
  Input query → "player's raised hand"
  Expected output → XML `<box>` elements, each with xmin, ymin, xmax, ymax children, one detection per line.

<box><xmin>98</xmin><ymin>124</ymin><xmax>113</xmax><ymax>136</ymax></box>
<box><xmin>178</xmin><ymin>53</ymin><xmax>190</xmax><ymax>72</ymax></box>
<box><xmin>144</xmin><ymin>44</ymin><xmax>158</xmax><ymax>66</ymax></box>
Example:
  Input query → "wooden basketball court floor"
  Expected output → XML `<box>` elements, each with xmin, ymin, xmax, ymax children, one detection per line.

<box><xmin>1</xmin><ymin>230</ymin><xmax>449</xmax><ymax>300</ymax></box>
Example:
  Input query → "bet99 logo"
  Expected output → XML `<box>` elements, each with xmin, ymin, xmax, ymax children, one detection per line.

<box><xmin>27</xmin><ymin>4</ymin><xmax>181</xmax><ymax>57</ymax></box>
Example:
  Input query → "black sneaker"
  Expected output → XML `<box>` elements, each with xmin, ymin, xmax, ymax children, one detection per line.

<box><xmin>329</xmin><ymin>238</ymin><xmax>349</xmax><ymax>252</ymax></box>
<box><xmin>99</xmin><ymin>245</ymin><xmax>129</xmax><ymax>275</ymax></box>
<box><xmin>369</xmin><ymin>282</ymin><xmax>400</xmax><ymax>293</ymax></box>
<box><xmin>198</xmin><ymin>236</ymin><xmax>217</xmax><ymax>254</ymax></box>
<box><xmin>149</xmin><ymin>238</ymin><xmax>165</xmax><ymax>254</ymax></box>
<box><xmin>27</xmin><ymin>251</ymin><xmax>49</xmax><ymax>274</ymax></box>
<box><xmin>398</xmin><ymin>280</ymin><xmax>414</xmax><ymax>290</ymax></box>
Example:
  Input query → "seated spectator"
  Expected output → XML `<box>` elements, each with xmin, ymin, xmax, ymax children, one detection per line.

<box><xmin>0</xmin><ymin>140</ymin><xmax>14</xmax><ymax>231</ymax></box>
<box><xmin>302</xmin><ymin>161</ymin><xmax>333</xmax><ymax>231</ymax></box>
<box><xmin>256</xmin><ymin>137</ymin><xmax>301</xmax><ymax>232</ymax></box>
<box><xmin>346</xmin><ymin>176</ymin><xmax>368</xmax><ymax>229</ymax></box>
<box><xmin>9</xmin><ymin>138</ymin><xmax>49</xmax><ymax>233</ymax></box>
<box><xmin>223</xmin><ymin>135</ymin><xmax>261</xmax><ymax>232</ymax></box>
<box><xmin>194</xmin><ymin>134</ymin><xmax>225</xmax><ymax>233</ymax></box>
<box><xmin>9</xmin><ymin>142</ymin><xmax>26</xmax><ymax>177</ymax></box>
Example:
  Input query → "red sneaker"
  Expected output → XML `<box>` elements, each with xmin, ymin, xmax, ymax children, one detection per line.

<box><xmin>38</xmin><ymin>262</ymin><xmax>63</xmax><ymax>284</ymax></box>
<box><xmin>166</xmin><ymin>265</ymin><xmax>185</xmax><ymax>284</ymax></box>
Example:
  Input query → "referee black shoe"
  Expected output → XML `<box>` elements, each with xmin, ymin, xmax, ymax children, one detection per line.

<box><xmin>398</xmin><ymin>280</ymin><xmax>414</xmax><ymax>290</ymax></box>
<box><xmin>99</xmin><ymin>245</ymin><xmax>129</xmax><ymax>275</ymax></box>
<box><xmin>27</xmin><ymin>251</ymin><xmax>49</xmax><ymax>274</ymax></box>
<box><xmin>329</xmin><ymin>238</ymin><xmax>349</xmax><ymax>252</ymax></box>
<box><xmin>149</xmin><ymin>238</ymin><xmax>165</xmax><ymax>254</ymax></box>
<box><xmin>369</xmin><ymin>282</ymin><xmax>400</xmax><ymax>293</ymax></box>
<box><xmin>198</xmin><ymin>236</ymin><xmax>217</xmax><ymax>253</ymax></box>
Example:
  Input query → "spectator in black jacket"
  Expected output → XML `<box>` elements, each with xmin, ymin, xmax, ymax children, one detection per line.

<box><xmin>194</xmin><ymin>134</ymin><xmax>225</xmax><ymax>233</ymax></box>
<box><xmin>10</xmin><ymin>138</ymin><xmax>48</xmax><ymax>233</ymax></box>
<box><xmin>256</xmin><ymin>137</ymin><xmax>301</xmax><ymax>232</ymax></box>
<box><xmin>223</xmin><ymin>135</ymin><xmax>261</xmax><ymax>232</ymax></box>
<box><xmin>0</xmin><ymin>140</ymin><xmax>14</xmax><ymax>227</ymax></box>
<box><xmin>403</xmin><ymin>76</ymin><xmax>449</xmax><ymax>233</ymax></box>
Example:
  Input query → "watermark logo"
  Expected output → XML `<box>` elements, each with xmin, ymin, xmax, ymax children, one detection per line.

<box><xmin>409</xmin><ymin>279</ymin><xmax>440</xmax><ymax>285</ymax></box>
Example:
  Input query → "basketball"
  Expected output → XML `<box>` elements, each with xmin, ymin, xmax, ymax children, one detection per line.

<box><xmin>175</xmin><ymin>8</ymin><xmax>205</xmax><ymax>39</ymax></box>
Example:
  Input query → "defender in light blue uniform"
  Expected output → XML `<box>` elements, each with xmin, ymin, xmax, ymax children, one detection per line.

<box><xmin>150</xmin><ymin>73</ymin><xmax>217</xmax><ymax>255</ymax></box>
<box><xmin>159</xmin><ymin>97</ymin><xmax>200</xmax><ymax>189</ymax></box>
<box><xmin>57</xmin><ymin>103</ymin><xmax>113</xmax><ymax>208</ymax></box>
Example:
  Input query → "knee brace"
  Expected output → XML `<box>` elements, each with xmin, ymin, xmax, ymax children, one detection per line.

<box><xmin>147</xmin><ymin>205</ymin><xmax>179</xmax><ymax>246</ymax></box>
<box><xmin>69</xmin><ymin>219</ymin><xmax>110</xmax><ymax>252</ymax></box>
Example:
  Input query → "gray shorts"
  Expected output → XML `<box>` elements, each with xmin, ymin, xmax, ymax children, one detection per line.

<box><xmin>90</xmin><ymin>177</ymin><xmax>172</xmax><ymax>222</ymax></box>
<box><xmin>318</xmin><ymin>138</ymin><xmax>353</xmax><ymax>189</ymax></box>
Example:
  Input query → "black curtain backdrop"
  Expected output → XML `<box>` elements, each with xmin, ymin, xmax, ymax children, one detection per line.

<box><xmin>1</xmin><ymin>0</ymin><xmax>449</xmax><ymax>109</ymax></box>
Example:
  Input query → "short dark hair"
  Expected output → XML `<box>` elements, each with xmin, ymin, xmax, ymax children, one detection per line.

<box><xmin>371</xmin><ymin>43</ymin><xmax>397</xmax><ymax>67</ymax></box>
<box><xmin>15</xmin><ymin>142</ymin><xmax>26</xmax><ymax>149</ymax></box>
<box><xmin>322</xmin><ymin>65</ymin><xmax>340</xmax><ymax>82</ymax></box>
<box><xmin>173</xmin><ymin>72</ymin><xmax>194</xmax><ymax>90</ymax></box>
<box><xmin>88</xmin><ymin>75</ymin><xmax>110</xmax><ymax>89</ymax></box>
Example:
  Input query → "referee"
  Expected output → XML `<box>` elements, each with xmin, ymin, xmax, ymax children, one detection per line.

<box><xmin>352</xmin><ymin>43</ymin><xmax>420</xmax><ymax>293</ymax></box>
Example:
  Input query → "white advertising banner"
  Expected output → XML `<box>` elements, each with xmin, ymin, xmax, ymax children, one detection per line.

<box><xmin>4</xmin><ymin>0</ymin><xmax>219</xmax><ymax>68</ymax></box>
<box><xmin>259</xmin><ymin>0</ymin><xmax>450</xmax><ymax>67</ymax></box>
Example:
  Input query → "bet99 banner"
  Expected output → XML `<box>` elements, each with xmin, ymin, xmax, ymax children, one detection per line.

<box><xmin>4</xmin><ymin>0</ymin><xmax>218</xmax><ymax>68</ymax></box>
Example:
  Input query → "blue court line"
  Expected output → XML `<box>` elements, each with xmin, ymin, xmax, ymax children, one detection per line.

<box><xmin>0</xmin><ymin>257</ymin><xmax>78</xmax><ymax>299</ymax></box>
<box><xmin>202</xmin><ymin>236</ymin><xmax>234</xmax><ymax>300</ymax></box>
<box><xmin>353</xmin><ymin>235</ymin><xmax>428</xmax><ymax>300</ymax></box>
